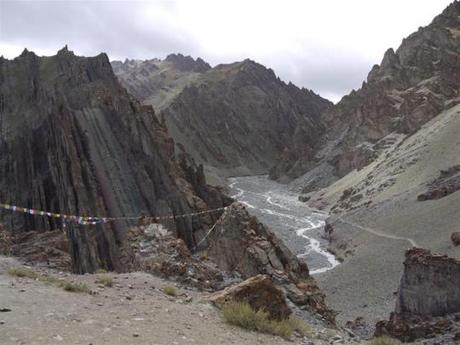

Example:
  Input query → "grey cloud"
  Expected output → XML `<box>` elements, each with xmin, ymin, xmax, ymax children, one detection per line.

<box><xmin>0</xmin><ymin>0</ymin><xmax>198</xmax><ymax>59</ymax></box>
<box><xmin>0</xmin><ymin>1</ymin><xmax>380</xmax><ymax>102</ymax></box>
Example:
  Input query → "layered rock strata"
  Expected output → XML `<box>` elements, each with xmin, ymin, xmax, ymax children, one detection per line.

<box><xmin>0</xmin><ymin>47</ymin><xmax>229</xmax><ymax>273</ymax></box>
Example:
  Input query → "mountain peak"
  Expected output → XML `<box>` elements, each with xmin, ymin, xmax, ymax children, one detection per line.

<box><xmin>57</xmin><ymin>45</ymin><xmax>74</xmax><ymax>56</ymax></box>
<box><xmin>165</xmin><ymin>53</ymin><xmax>210</xmax><ymax>72</ymax></box>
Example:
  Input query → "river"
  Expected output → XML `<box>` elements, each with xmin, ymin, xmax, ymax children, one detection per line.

<box><xmin>228</xmin><ymin>175</ymin><xmax>340</xmax><ymax>275</ymax></box>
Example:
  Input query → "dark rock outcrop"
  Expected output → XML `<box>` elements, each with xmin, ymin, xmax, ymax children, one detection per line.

<box><xmin>7</xmin><ymin>230</ymin><xmax>71</xmax><ymax>270</ymax></box>
<box><xmin>396</xmin><ymin>248</ymin><xmax>460</xmax><ymax>317</ymax></box>
<box><xmin>0</xmin><ymin>47</ymin><xmax>229</xmax><ymax>273</ymax></box>
<box><xmin>375</xmin><ymin>314</ymin><xmax>455</xmax><ymax>342</ymax></box>
<box><xmin>375</xmin><ymin>248</ymin><xmax>460</xmax><ymax>341</ymax></box>
<box><xmin>164</xmin><ymin>53</ymin><xmax>211</xmax><ymax>73</ymax></box>
<box><xmin>113</xmin><ymin>57</ymin><xmax>331</xmax><ymax>176</ymax></box>
<box><xmin>272</xmin><ymin>1</ymin><xmax>460</xmax><ymax>181</ymax></box>
<box><xmin>417</xmin><ymin>165</ymin><xmax>460</xmax><ymax>201</ymax></box>
<box><xmin>209</xmin><ymin>274</ymin><xmax>291</xmax><ymax>320</ymax></box>
<box><xmin>452</xmin><ymin>232</ymin><xmax>460</xmax><ymax>246</ymax></box>
<box><xmin>122</xmin><ymin>223</ymin><xmax>226</xmax><ymax>290</ymax></box>
<box><xmin>206</xmin><ymin>203</ymin><xmax>335</xmax><ymax>323</ymax></box>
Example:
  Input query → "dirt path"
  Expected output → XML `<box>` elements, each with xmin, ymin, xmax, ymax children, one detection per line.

<box><xmin>0</xmin><ymin>256</ymin><xmax>299</xmax><ymax>345</ymax></box>
<box><xmin>336</xmin><ymin>218</ymin><xmax>419</xmax><ymax>248</ymax></box>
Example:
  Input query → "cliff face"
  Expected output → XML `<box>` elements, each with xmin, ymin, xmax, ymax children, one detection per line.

<box><xmin>0</xmin><ymin>47</ymin><xmax>229</xmax><ymax>273</ymax></box>
<box><xmin>113</xmin><ymin>56</ymin><xmax>331</xmax><ymax>176</ymax></box>
<box><xmin>272</xmin><ymin>1</ymin><xmax>460</xmax><ymax>181</ymax></box>
<box><xmin>396</xmin><ymin>248</ymin><xmax>460</xmax><ymax>317</ymax></box>
<box><xmin>375</xmin><ymin>248</ymin><xmax>460</xmax><ymax>342</ymax></box>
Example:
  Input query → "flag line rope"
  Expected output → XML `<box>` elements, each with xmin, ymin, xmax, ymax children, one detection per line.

<box><xmin>0</xmin><ymin>202</ymin><xmax>229</xmax><ymax>226</ymax></box>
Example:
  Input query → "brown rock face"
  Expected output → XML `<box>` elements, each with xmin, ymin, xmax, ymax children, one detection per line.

<box><xmin>0</xmin><ymin>47</ymin><xmax>229</xmax><ymax>273</ymax></box>
<box><xmin>272</xmin><ymin>2</ymin><xmax>460</xmax><ymax>181</ymax></box>
<box><xmin>206</xmin><ymin>203</ymin><xmax>335</xmax><ymax>323</ymax></box>
<box><xmin>209</xmin><ymin>274</ymin><xmax>291</xmax><ymax>320</ymax></box>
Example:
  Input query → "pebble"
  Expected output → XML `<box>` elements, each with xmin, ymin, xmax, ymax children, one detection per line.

<box><xmin>132</xmin><ymin>333</ymin><xmax>140</xmax><ymax>337</ymax></box>
<box><xmin>0</xmin><ymin>320</ymin><xmax>5</xmax><ymax>325</ymax></box>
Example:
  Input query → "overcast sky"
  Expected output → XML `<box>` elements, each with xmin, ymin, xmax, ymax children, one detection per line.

<box><xmin>0</xmin><ymin>0</ymin><xmax>453</xmax><ymax>102</ymax></box>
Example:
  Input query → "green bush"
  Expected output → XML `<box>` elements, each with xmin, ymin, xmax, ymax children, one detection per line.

<box><xmin>61</xmin><ymin>282</ymin><xmax>90</xmax><ymax>293</ymax></box>
<box><xmin>8</xmin><ymin>267</ymin><xmax>38</xmax><ymax>279</ymax></box>
<box><xmin>368</xmin><ymin>336</ymin><xmax>402</xmax><ymax>345</ymax></box>
<box><xmin>95</xmin><ymin>276</ymin><xmax>113</xmax><ymax>287</ymax></box>
<box><xmin>162</xmin><ymin>285</ymin><xmax>178</xmax><ymax>296</ymax></box>
<box><xmin>221</xmin><ymin>301</ymin><xmax>313</xmax><ymax>339</ymax></box>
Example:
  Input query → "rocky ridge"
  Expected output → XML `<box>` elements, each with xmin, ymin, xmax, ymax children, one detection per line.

<box><xmin>0</xmin><ymin>47</ymin><xmax>230</xmax><ymax>273</ymax></box>
<box><xmin>113</xmin><ymin>56</ymin><xmax>332</xmax><ymax>177</ymax></box>
<box><xmin>272</xmin><ymin>1</ymin><xmax>460</xmax><ymax>183</ymax></box>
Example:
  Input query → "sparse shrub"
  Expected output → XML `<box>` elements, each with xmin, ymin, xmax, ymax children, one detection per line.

<box><xmin>368</xmin><ymin>336</ymin><xmax>402</xmax><ymax>345</ymax></box>
<box><xmin>95</xmin><ymin>268</ymin><xmax>108</xmax><ymax>273</ymax></box>
<box><xmin>39</xmin><ymin>275</ymin><xmax>62</xmax><ymax>285</ymax></box>
<box><xmin>221</xmin><ymin>301</ymin><xmax>313</xmax><ymax>339</ymax></box>
<box><xmin>222</xmin><ymin>301</ymin><xmax>260</xmax><ymax>331</ymax></box>
<box><xmin>162</xmin><ymin>285</ymin><xmax>177</xmax><ymax>296</ymax></box>
<box><xmin>95</xmin><ymin>276</ymin><xmax>113</xmax><ymax>287</ymax></box>
<box><xmin>62</xmin><ymin>281</ymin><xmax>90</xmax><ymax>293</ymax></box>
<box><xmin>8</xmin><ymin>267</ymin><xmax>38</xmax><ymax>279</ymax></box>
<box><xmin>287</xmin><ymin>315</ymin><xmax>314</xmax><ymax>337</ymax></box>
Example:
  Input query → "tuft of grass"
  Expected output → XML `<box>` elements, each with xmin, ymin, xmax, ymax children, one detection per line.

<box><xmin>61</xmin><ymin>281</ymin><xmax>90</xmax><ymax>293</ymax></box>
<box><xmin>368</xmin><ymin>336</ymin><xmax>402</xmax><ymax>345</ymax></box>
<box><xmin>287</xmin><ymin>315</ymin><xmax>315</xmax><ymax>337</ymax></box>
<box><xmin>39</xmin><ymin>275</ymin><xmax>62</xmax><ymax>285</ymax></box>
<box><xmin>95</xmin><ymin>276</ymin><xmax>113</xmax><ymax>287</ymax></box>
<box><xmin>8</xmin><ymin>266</ymin><xmax>92</xmax><ymax>294</ymax></box>
<box><xmin>8</xmin><ymin>267</ymin><xmax>39</xmax><ymax>279</ymax></box>
<box><xmin>162</xmin><ymin>285</ymin><xmax>177</xmax><ymax>296</ymax></box>
<box><xmin>95</xmin><ymin>268</ymin><xmax>108</xmax><ymax>274</ymax></box>
<box><xmin>221</xmin><ymin>301</ymin><xmax>312</xmax><ymax>340</ymax></box>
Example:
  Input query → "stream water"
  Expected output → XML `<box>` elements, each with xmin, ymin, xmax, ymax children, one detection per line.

<box><xmin>228</xmin><ymin>175</ymin><xmax>340</xmax><ymax>275</ymax></box>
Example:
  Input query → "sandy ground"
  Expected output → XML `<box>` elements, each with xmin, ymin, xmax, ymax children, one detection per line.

<box><xmin>310</xmin><ymin>104</ymin><xmax>460</xmax><ymax>325</ymax></box>
<box><xmin>0</xmin><ymin>256</ymin><xmax>299</xmax><ymax>345</ymax></box>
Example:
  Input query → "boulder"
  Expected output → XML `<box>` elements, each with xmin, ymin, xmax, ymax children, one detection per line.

<box><xmin>209</xmin><ymin>274</ymin><xmax>291</xmax><ymax>320</ymax></box>
<box><xmin>451</xmin><ymin>232</ymin><xmax>460</xmax><ymax>246</ymax></box>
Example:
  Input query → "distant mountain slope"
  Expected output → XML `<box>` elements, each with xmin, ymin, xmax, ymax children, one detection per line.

<box><xmin>314</xmin><ymin>104</ymin><xmax>460</xmax><ymax>324</ymax></box>
<box><xmin>271</xmin><ymin>1</ymin><xmax>460</xmax><ymax>184</ymax></box>
<box><xmin>0</xmin><ymin>47</ymin><xmax>229</xmax><ymax>273</ymax></box>
<box><xmin>112</xmin><ymin>54</ymin><xmax>210</xmax><ymax>111</ymax></box>
<box><xmin>113</xmin><ymin>56</ymin><xmax>332</xmax><ymax>177</ymax></box>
